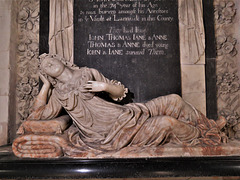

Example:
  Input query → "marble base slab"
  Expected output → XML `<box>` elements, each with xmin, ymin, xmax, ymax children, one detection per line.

<box><xmin>71</xmin><ymin>140</ymin><xmax>240</xmax><ymax>158</ymax></box>
<box><xmin>9</xmin><ymin>139</ymin><xmax>240</xmax><ymax>159</ymax></box>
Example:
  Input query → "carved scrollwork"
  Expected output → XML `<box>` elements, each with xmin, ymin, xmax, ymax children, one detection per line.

<box><xmin>214</xmin><ymin>0</ymin><xmax>240</xmax><ymax>139</ymax></box>
<box><xmin>16</xmin><ymin>0</ymin><xmax>39</xmax><ymax>124</ymax></box>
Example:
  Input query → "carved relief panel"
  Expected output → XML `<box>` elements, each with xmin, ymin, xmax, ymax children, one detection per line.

<box><xmin>214</xmin><ymin>0</ymin><xmax>240</xmax><ymax>139</ymax></box>
<box><xmin>16</xmin><ymin>0</ymin><xmax>40</xmax><ymax>127</ymax></box>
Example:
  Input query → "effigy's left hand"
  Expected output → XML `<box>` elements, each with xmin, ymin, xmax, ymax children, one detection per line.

<box><xmin>83</xmin><ymin>81</ymin><xmax>107</xmax><ymax>92</ymax></box>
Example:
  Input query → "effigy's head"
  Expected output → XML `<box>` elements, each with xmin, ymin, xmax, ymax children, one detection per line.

<box><xmin>39</xmin><ymin>54</ymin><xmax>80</xmax><ymax>86</ymax></box>
<box><xmin>39</xmin><ymin>54</ymin><xmax>65</xmax><ymax>78</ymax></box>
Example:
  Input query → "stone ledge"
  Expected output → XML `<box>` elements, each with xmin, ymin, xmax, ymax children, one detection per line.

<box><xmin>1</xmin><ymin>149</ymin><xmax>240</xmax><ymax>178</ymax></box>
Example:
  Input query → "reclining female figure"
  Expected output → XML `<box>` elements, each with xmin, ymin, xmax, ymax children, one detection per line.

<box><xmin>28</xmin><ymin>54</ymin><xmax>225</xmax><ymax>151</ymax></box>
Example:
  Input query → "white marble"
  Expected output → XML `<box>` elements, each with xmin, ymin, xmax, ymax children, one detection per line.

<box><xmin>181</xmin><ymin>64</ymin><xmax>206</xmax><ymax>115</ymax></box>
<box><xmin>0</xmin><ymin>7</ymin><xmax>11</xmax><ymax>52</ymax></box>
<box><xmin>178</xmin><ymin>0</ymin><xmax>206</xmax><ymax>115</ymax></box>
<box><xmin>0</xmin><ymin>51</ymin><xmax>10</xmax><ymax>69</ymax></box>
<box><xmin>178</xmin><ymin>0</ymin><xmax>205</xmax><ymax>65</ymax></box>
<box><xmin>0</xmin><ymin>122</ymin><xmax>8</xmax><ymax>145</ymax></box>
<box><xmin>0</xmin><ymin>96</ymin><xmax>9</xmax><ymax>123</ymax></box>
<box><xmin>181</xmin><ymin>65</ymin><xmax>206</xmax><ymax>93</ymax></box>
<box><xmin>182</xmin><ymin>92</ymin><xmax>206</xmax><ymax>115</ymax></box>
<box><xmin>0</xmin><ymin>0</ymin><xmax>12</xmax><ymax>10</ymax></box>
<box><xmin>180</xmin><ymin>52</ymin><xmax>205</xmax><ymax>65</ymax></box>
<box><xmin>0</xmin><ymin>0</ymin><xmax>12</xmax><ymax>146</ymax></box>
<box><xmin>0</xmin><ymin>69</ymin><xmax>9</xmax><ymax>96</ymax></box>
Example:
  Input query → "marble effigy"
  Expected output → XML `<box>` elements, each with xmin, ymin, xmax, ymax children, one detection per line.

<box><xmin>12</xmin><ymin>54</ymin><xmax>228</xmax><ymax>158</ymax></box>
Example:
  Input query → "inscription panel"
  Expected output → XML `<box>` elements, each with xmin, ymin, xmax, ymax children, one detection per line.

<box><xmin>74</xmin><ymin>0</ymin><xmax>181</xmax><ymax>102</ymax></box>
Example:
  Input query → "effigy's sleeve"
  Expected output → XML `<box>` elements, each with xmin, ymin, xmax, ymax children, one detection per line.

<box><xmin>28</xmin><ymin>92</ymin><xmax>62</xmax><ymax>120</ymax></box>
<box><xmin>89</xmin><ymin>68</ymin><xmax>113</xmax><ymax>84</ymax></box>
<box><xmin>90</xmin><ymin>68</ymin><xmax>128</xmax><ymax>101</ymax></box>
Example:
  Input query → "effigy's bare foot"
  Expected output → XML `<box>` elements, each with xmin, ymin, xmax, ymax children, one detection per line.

<box><xmin>215</xmin><ymin>116</ymin><xmax>228</xmax><ymax>143</ymax></box>
<box><xmin>215</xmin><ymin>116</ymin><xmax>227</xmax><ymax>130</ymax></box>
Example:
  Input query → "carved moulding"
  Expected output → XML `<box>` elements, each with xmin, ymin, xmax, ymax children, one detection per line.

<box><xmin>214</xmin><ymin>0</ymin><xmax>240</xmax><ymax>139</ymax></box>
<box><xmin>16</xmin><ymin>0</ymin><xmax>40</xmax><ymax>126</ymax></box>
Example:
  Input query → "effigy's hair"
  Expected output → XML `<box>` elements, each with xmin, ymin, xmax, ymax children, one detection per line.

<box><xmin>39</xmin><ymin>53</ymin><xmax>80</xmax><ymax>87</ymax></box>
<box><xmin>39</xmin><ymin>53</ymin><xmax>80</xmax><ymax>70</ymax></box>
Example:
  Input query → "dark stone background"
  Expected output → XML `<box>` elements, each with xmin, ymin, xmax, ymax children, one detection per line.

<box><xmin>39</xmin><ymin>0</ymin><xmax>49</xmax><ymax>55</ymax></box>
<box><xmin>74</xmin><ymin>0</ymin><xmax>181</xmax><ymax>103</ymax></box>
<box><xmin>203</xmin><ymin>0</ymin><xmax>218</xmax><ymax>119</ymax></box>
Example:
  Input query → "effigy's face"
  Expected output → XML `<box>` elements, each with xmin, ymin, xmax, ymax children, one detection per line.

<box><xmin>41</xmin><ymin>57</ymin><xmax>65</xmax><ymax>78</ymax></box>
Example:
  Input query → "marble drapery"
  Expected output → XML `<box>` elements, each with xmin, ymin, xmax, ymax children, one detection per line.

<box><xmin>179</xmin><ymin>0</ymin><xmax>205</xmax><ymax>64</ymax></box>
<box><xmin>49</xmin><ymin>0</ymin><xmax>74</xmax><ymax>62</ymax></box>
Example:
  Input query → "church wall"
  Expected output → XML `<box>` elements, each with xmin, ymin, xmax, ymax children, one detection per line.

<box><xmin>0</xmin><ymin>0</ymin><xmax>13</xmax><ymax>146</ymax></box>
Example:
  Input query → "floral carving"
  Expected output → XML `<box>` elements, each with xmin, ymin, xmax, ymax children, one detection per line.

<box><xmin>216</xmin><ymin>36</ymin><xmax>237</xmax><ymax>57</ymax></box>
<box><xmin>17</xmin><ymin>0</ymin><xmax>39</xmax><ymax>32</ymax></box>
<box><xmin>220</xmin><ymin>108</ymin><xmax>240</xmax><ymax>138</ymax></box>
<box><xmin>214</xmin><ymin>0</ymin><xmax>240</xmax><ymax>139</ymax></box>
<box><xmin>16</xmin><ymin>77</ymin><xmax>39</xmax><ymax>120</ymax></box>
<box><xmin>214</xmin><ymin>1</ymin><xmax>236</xmax><ymax>24</ymax></box>
<box><xmin>16</xmin><ymin>0</ymin><xmax>40</xmax><ymax>124</ymax></box>
<box><xmin>217</xmin><ymin>73</ymin><xmax>239</xmax><ymax>95</ymax></box>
